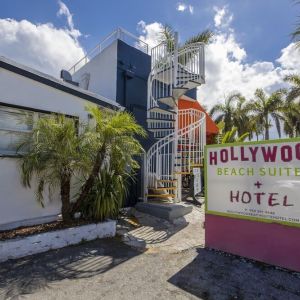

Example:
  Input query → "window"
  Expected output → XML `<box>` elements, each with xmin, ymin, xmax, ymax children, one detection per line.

<box><xmin>0</xmin><ymin>106</ymin><xmax>35</xmax><ymax>155</ymax></box>
<box><xmin>0</xmin><ymin>105</ymin><xmax>78</xmax><ymax>155</ymax></box>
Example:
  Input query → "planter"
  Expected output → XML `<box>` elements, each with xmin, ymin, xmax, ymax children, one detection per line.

<box><xmin>0</xmin><ymin>220</ymin><xmax>116</xmax><ymax>263</ymax></box>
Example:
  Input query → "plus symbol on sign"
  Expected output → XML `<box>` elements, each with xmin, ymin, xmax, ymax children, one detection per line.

<box><xmin>254</xmin><ymin>181</ymin><xmax>262</xmax><ymax>189</ymax></box>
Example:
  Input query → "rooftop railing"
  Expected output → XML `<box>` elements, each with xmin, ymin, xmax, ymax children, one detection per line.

<box><xmin>68</xmin><ymin>27</ymin><xmax>149</xmax><ymax>74</ymax></box>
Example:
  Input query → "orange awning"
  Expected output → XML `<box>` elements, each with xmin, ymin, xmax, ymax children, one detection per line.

<box><xmin>178</xmin><ymin>98</ymin><xmax>219</xmax><ymax>135</ymax></box>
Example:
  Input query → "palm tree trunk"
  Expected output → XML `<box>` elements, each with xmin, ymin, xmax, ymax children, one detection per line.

<box><xmin>265</xmin><ymin>128</ymin><xmax>269</xmax><ymax>140</ymax></box>
<box><xmin>265</xmin><ymin>116</ymin><xmax>269</xmax><ymax>140</ymax></box>
<box><xmin>61</xmin><ymin>173</ymin><xmax>72</xmax><ymax>222</ymax></box>
<box><xmin>72</xmin><ymin>143</ymin><xmax>107</xmax><ymax>213</ymax></box>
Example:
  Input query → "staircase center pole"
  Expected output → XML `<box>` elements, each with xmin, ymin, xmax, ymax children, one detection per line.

<box><xmin>173</xmin><ymin>32</ymin><xmax>181</xmax><ymax>203</ymax></box>
<box><xmin>173</xmin><ymin>32</ymin><xmax>178</xmax><ymax>88</ymax></box>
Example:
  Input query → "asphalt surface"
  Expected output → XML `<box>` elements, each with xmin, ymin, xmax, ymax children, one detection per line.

<box><xmin>1</xmin><ymin>237</ymin><xmax>300</xmax><ymax>300</ymax></box>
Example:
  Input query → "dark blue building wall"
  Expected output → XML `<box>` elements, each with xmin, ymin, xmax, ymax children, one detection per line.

<box><xmin>115</xmin><ymin>40</ymin><xmax>156</xmax><ymax>206</ymax></box>
<box><xmin>186</xmin><ymin>88</ymin><xmax>197</xmax><ymax>99</ymax></box>
<box><xmin>115</xmin><ymin>40</ymin><xmax>198</xmax><ymax>206</ymax></box>
<box><xmin>116</xmin><ymin>40</ymin><xmax>156</xmax><ymax>146</ymax></box>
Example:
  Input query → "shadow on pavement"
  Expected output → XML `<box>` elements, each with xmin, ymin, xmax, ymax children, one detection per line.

<box><xmin>121</xmin><ymin>212</ymin><xmax>189</xmax><ymax>250</ymax></box>
<box><xmin>168</xmin><ymin>247</ymin><xmax>300</xmax><ymax>300</ymax></box>
<box><xmin>0</xmin><ymin>238</ymin><xmax>142</xmax><ymax>299</ymax></box>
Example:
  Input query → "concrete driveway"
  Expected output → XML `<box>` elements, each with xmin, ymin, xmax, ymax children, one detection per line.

<box><xmin>1</xmin><ymin>236</ymin><xmax>300</xmax><ymax>300</ymax></box>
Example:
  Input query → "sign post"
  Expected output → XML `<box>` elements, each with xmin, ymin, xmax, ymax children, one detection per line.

<box><xmin>193</xmin><ymin>167</ymin><xmax>202</xmax><ymax>196</ymax></box>
<box><xmin>205</xmin><ymin>139</ymin><xmax>300</xmax><ymax>272</ymax></box>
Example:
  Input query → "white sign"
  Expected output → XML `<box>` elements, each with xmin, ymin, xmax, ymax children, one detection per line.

<box><xmin>206</xmin><ymin>140</ymin><xmax>300</xmax><ymax>226</ymax></box>
<box><xmin>193</xmin><ymin>167</ymin><xmax>202</xmax><ymax>195</ymax></box>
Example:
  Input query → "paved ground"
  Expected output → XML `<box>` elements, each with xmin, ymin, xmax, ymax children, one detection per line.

<box><xmin>1</xmin><ymin>204</ymin><xmax>300</xmax><ymax>300</ymax></box>
<box><xmin>120</xmin><ymin>203</ymin><xmax>205</xmax><ymax>253</ymax></box>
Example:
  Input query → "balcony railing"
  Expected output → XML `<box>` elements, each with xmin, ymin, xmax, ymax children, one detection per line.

<box><xmin>68</xmin><ymin>27</ymin><xmax>149</xmax><ymax>75</ymax></box>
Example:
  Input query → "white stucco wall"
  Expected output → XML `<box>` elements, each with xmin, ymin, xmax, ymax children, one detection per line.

<box><xmin>72</xmin><ymin>40</ymin><xmax>118</xmax><ymax>101</ymax></box>
<box><xmin>0</xmin><ymin>67</ymin><xmax>115</xmax><ymax>230</ymax></box>
<box><xmin>0</xmin><ymin>220</ymin><xmax>116</xmax><ymax>262</ymax></box>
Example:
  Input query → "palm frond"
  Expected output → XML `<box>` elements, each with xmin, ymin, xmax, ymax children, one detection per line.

<box><xmin>183</xmin><ymin>29</ymin><xmax>214</xmax><ymax>46</ymax></box>
<box><xmin>159</xmin><ymin>24</ymin><xmax>175</xmax><ymax>51</ymax></box>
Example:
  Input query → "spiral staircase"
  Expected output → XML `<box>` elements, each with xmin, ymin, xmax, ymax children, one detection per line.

<box><xmin>143</xmin><ymin>35</ymin><xmax>207</xmax><ymax>203</ymax></box>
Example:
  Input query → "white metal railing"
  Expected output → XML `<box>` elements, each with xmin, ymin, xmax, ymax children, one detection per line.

<box><xmin>69</xmin><ymin>27</ymin><xmax>149</xmax><ymax>74</ymax></box>
<box><xmin>144</xmin><ymin>36</ymin><xmax>206</xmax><ymax>202</ymax></box>
<box><xmin>144</xmin><ymin>109</ymin><xmax>206</xmax><ymax>201</ymax></box>
<box><xmin>178</xmin><ymin>109</ymin><xmax>206</xmax><ymax>173</ymax></box>
<box><xmin>147</xmin><ymin>41</ymin><xmax>173</xmax><ymax>115</ymax></box>
<box><xmin>177</xmin><ymin>43</ymin><xmax>205</xmax><ymax>86</ymax></box>
<box><xmin>147</xmin><ymin>42</ymin><xmax>205</xmax><ymax>115</ymax></box>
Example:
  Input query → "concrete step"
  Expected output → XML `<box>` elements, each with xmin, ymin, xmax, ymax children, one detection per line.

<box><xmin>148</xmin><ymin>107</ymin><xmax>176</xmax><ymax>116</ymax></box>
<box><xmin>157</xmin><ymin>96</ymin><xmax>177</xmax><ymax>108</ymax></box>
<box><xmin>135</xmin><ymin>202</ymin><xmax>193</xmax><ymax>222</ymax></box>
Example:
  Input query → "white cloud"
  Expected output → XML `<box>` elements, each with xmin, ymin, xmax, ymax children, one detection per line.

<box><xmin>177</xmin><ymin>3</ymin><xmax>187</xmax><ymax>12</ymax></box>
<box><xmin>0</xmin><ymin>1</ymin><xmax>85</xmax><ymax>77</ymax></box>
<box><xmin>176</xmin><ymin>3</ymin><xmax>194</xmax><ymax>14</ymax></box>
<box><xmin>200</xmin><ymin>36</ymin><xmax>285</xmax><ymax>108</ymax></box>
<box><xmin>57</xmin><ymin>0</ymin><xmax>81</xmax><ymax>39</ymax></box>
<box><xmin>137</xmin><ymin>20</ymin><xmax>163</xmax><ymax>49</ymax></box>
<box><xmin>57</xmin><ymin>1</ymin><xmax>74</xmax><ymax>30</ymax></box>
<box><xmin>277</xmin><ymin>42</ymin><xmax>300</xmax><ymax>71</ymax></box>
<box><xmin>198</xmin><ymin>6</ymin><xmax>300</xmax><ymax>110</ymax></box>
<box><xmin>213</xmin><ymin>6</ymin><xmax>233</xmax><ymax>28</ymax></box>
<box><xmin>137</xmin><ymin>17</ymin><xmax>300</xmax><ymax>115</ymax></box>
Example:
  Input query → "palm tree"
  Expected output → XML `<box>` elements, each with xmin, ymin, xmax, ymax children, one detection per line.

<box><xmin>247</xmin><ymin>89</ymin><xmax>285</xmax><ymax>140</ymax></box>
<box><xmin>182</xmin><ymin>29</ymin><xmax>214</xmax><ymax>46</ymax></box>
<box><xmin>221</xmin><ymin>127</ymin><xmax>249</xmax><ymax>144</ymax></box>
<box><xmin>247</xmin><ymin>117</ymin><xmax>264</xmax><ymax>141</ymax></box>
<box><xmin>284</xmin><ymin>74</ymin><xmax>300</xmax><ymax>102</ymax></box>
<box><xmin>19</xmin><ymin>115</ymin><xmax>90</xmax><ymax>222</ymax></box>
<box><xmin>282</xmin><ymin>101</ymin><xmax>300</xmax><ymax>137</ymax></box>
<box><xmin>231</xmin><ymin>95</ymin><xmax>253</xmax><ymax>136</ymax></box>
<box><xmin>159</xmin><ymin>24</ymin><xmax>214</xmax><ymax>49</ymax></box>
<box><xmin>72</xmin><ymin>106</ymin><xmax>146</xmax><ymax>215</ymax></box>
<box><xmin>209</xmin><ymin>93</ymin><xmax>245</xmax><ymax>132</ymax></box>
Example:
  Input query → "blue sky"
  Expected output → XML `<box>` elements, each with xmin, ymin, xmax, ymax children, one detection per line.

<box><xmin>0</xmin><ymin>0</ymin><xmax>298</xmax><ymax>63</ymax></box>
<box><xmin>0</xmin><ymin>0</ymin><xmax>299</xmax><ymax>116</ymax></box>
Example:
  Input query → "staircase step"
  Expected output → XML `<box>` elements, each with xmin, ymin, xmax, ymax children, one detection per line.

<box><xmin>172</xmin><ymin>87</ymin><xmax>189</xmax><ymax>99</ymax></box>
<box><xmin>157</xmin><ymin>179</ymin><xmax>177</xmax><ymax>183</ymax></box>
<box><xmin>148</xmin><ymin>127</ymin><xmax>174</xmax><ymax>132</ymax></box>
<box><xmin>146</xmin><ymin>194</ymin><xmax>176</xmax><ymax>198</ymax></box>
<box><xmin>148</xmin><ymin>107</ymin><xmax>176</xmax><ymax>116</ymax></box>
<box><xmin>135</xmin><ymin>202</ymin><xmax>193</xmax><ymax>221</ymax></box>
<box><xmin>157</xmin><ymin>96</ymin><xmax>177</xmax><ymax>108</ymax></box>
<box><xmin>147</xmin><ymin>118</ymin><xmax>175</xmax><ymax>123</ymax></box>
<box><xmin>174</xmin><ymin>171</ymin><xmax>190</xmax><ymax>175</ymax></box>
<box><xmin>177</xmin><ymin>75</ymin><xmax>200</xmax><ymax>79</ymax></box>
<box><xmin>148</xmin><ymin>187</ymin><xmax>177</xmax><ymax>191</ymax></box>
<box><xmin>182</xmin><ymin>79</ymin><xmax>205</xmax><ymax>89</ymax></box>
<box><xmin>191</xmin><ymin>163</ymin><xmax>203</xmax><ymax>167</ymax></box>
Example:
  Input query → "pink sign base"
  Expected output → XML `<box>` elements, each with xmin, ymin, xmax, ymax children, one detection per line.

<box><xmin>205</xmin><ymin>214</ymin><xmax>300</xmax><ymax>272</ymax></box>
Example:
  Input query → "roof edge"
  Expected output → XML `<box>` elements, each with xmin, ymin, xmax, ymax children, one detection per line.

<box><xmin>0</xmin><ymin>56</ymin><xmax>122</xmax><ymax>111</ymax></box>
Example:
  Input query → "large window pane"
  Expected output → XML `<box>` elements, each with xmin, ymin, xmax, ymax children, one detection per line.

<box><xmin>0</xmin><ymin>106</ymin><xmax>34</xmax><ymax>155</ymax></box>
<box><xmin>0</xmin><ymin>107</ymin><xmax>33</xmax><ymax>131</ymax></box>
<box><xmin>0</xmin><ymin>130</ymin><xmax>30</xmax><ymax>153</ymax></box>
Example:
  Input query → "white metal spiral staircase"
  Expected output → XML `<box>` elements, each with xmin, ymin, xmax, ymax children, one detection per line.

<box><xmin>143</xmin><ymin>35</ymin><xmax>206</xmax><ymax>203</ymax></box>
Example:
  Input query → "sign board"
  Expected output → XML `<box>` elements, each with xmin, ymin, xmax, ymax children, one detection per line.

<box><xmin>193</xmin><ymin>167</ymin><xmax>202</xmax><ymax>195</ymax></box>
<box><xmin>205</xmin><ymin>139</ymin><xmax>300</xmax><ymax>227</ymax></box>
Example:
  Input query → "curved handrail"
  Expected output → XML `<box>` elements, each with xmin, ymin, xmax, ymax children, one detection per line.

<box><xmin>145</xmin><ymin>109</ymin><xmax>206</xmax><ymax>189</ymax></box>
<box><xmin>147</xmin><ymin>42</ymin><xmax>205</xmax><ymax>112</ymax></box>
<box><xmin>144</xmin><ymin>41</ymin><xmax>206</xmax><ymax>201</ymax></box>
<box><xmin>147</xmin><ymin>109</ymin><xmax>203</xmax><ymax>157</ymax></box>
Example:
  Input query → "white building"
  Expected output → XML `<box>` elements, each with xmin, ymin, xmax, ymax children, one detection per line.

<box><xmin>0</xmin><ymin>56</ymin><xmax>122</xmax><ymax>230</ymax></box>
